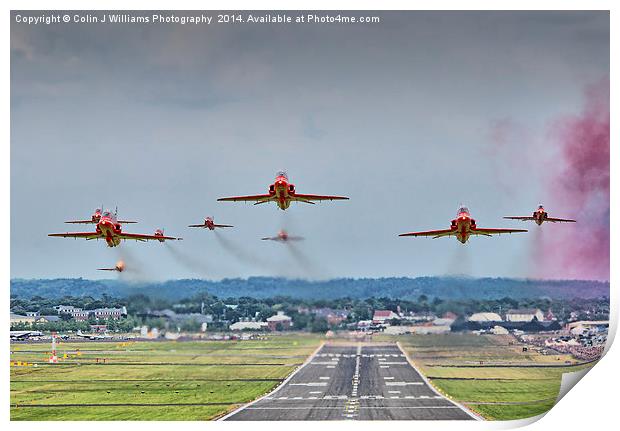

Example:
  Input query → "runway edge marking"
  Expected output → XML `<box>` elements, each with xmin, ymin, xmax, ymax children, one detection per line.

<box><xmin>395</xmin><ymin>341</ymin><xmax>483</xmax><ymax>421</ymax></box>
<box><xmin>218</xmin><ymin>341</ymin><xmax>326</xmax><ymax>421</ymax></box>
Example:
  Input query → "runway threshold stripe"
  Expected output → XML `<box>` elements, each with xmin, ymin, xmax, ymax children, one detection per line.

<box><xmin>290</xmin><ymin>383</ymin><xmax>328</xmax><ymax>386</ymax></box>
<box><xmin>245</xmin><ymin>406</ymin><xmax>463</xmax><ymax>410</ymax></box>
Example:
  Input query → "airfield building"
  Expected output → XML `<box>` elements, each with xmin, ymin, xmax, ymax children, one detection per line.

<box><xmin>54</xmin><ymin>305</ymin><xmax>90</xmax><ymax>321</ymax></box>
<box><xmin>36</xmin><ymin>315</ymin><xmax>61</xmax><ymax>323</ymax></box>
<box><xmin>372</xmin><ymin>310</ymin><xmax>400</xmax><ymax>324</ymax></box>
<box><xmin>311</xmin><ymin>308</ymin><xmax>349</xmax><ymax>325</ymax></box>
<box><xmin>468</xmin><ymin>312</ymin><xmax>502</xmax><ymax>322</ymax></box>
<box><xmin>10</xmin><ymin>313</ymin><xmax>36</xmax><ymax>325</ymax></box>
<box><xmin>230</xmin><ymin>321</ymin><xmax>268</xmax><ymax>331</ymax></box>
<box><xmin>266</xmin><ymin>311</ymin><xmax>293</xmax><ymax>331</ymax></box>
<box><xmin>92</xmin><ymin>308</ymin><xmax>125</xmax><ymax>320</ymax></box>
<box><xmin>505</xmin><ymin>309</ymin><xmax>544</xmax><ymax>322</ymax></box>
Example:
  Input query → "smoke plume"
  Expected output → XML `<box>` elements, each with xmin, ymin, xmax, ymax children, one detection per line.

<box><xmin>214</xmin><ymin>231</ymin><xmax>274</xmax><ymax>268</ymax></box>
<box><xmin>286</xmin><ymin>241</ymin><xmax>330</xmax><ymax>280</ymax></box>
<box><xmin>538</xmin><ymin>79</ymin><xmax>610</xmax><ymax>280</ymax></box>
<box><xmin>116</xmin><ymin>247</ymin><xmax>150</xmax><ymax>282</ymax></box>
<box><xmin>164</xmin><ymin>242</ymin><xmax>213</xmax><ymax>278</ymax></box>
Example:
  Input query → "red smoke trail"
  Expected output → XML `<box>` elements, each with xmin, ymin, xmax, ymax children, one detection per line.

<box><xmin>539</xmin><ymin>79</ymin><xmax>610</xmax><ymax>280</ymax></box>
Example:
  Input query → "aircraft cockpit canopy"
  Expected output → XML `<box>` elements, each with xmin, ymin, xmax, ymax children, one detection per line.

<box><xmin>457</xmin><ymin>207</ymin><xmax>470</xmax><ymax>216</ymax></box>
<box><xmin>276</xmin><ymin>171</ymin><xmax>288</xmax><ymax>180</ymax></box>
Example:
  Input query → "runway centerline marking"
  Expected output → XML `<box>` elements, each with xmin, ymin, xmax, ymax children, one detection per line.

<box><xmin>342</xmin><ymin>343</ymin><xmax>362</xmax><ymax>419</ymax></box>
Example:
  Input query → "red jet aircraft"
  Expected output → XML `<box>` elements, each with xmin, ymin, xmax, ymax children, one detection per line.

<box><xmin>399</xmin><ymin>206</ymin><xmax>528</xmax><ymax>244</ymax></box>
<box><xmin>261</xmin><ymin>230</ymin><xmax>304</xmax><ymax>242</ymax></box>
<box><xmin>188</xmin><ymin>216</ymin><xmax>233</xmax><ymax>230</ymax></box>
<box><xmin>504</xmin><ymin>205</ymin><xmax>576</xmax><ymax>226</ymax></box>
<box><xmin>98</xmin><ymin>260</ymin><xmax>125</xmax><ymax>272</ymax></box>
<box><xmin>49</xmin><ymin>209</ymin><xmax>181</xmax><ymax>247</ymax></box>
<box><xmin>217</xmin><ymin>171</ymin><xmax>349</xmax><ymax>210</ymax></box>
<box><xmin>65</xmin><ymin>207</ymin><xmax>136</xmax><ymax>224</ymax></box>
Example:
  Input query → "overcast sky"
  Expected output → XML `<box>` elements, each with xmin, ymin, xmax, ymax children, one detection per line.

<box><xmin>11</xmin><ymin>11</ymin><xmax>609</xmax><ymax>281</ymax></box>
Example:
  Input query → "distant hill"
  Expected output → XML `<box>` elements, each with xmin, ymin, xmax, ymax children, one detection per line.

<box><xmin>10</xmin><ymin>277</ymin><xmax>609</xmax><ymax>301</ymax></box>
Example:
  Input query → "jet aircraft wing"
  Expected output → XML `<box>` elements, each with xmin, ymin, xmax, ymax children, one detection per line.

<box><xmin>48</xmin><ymin>232</ymin><xmax>102</xmax><ymax>240</ymax></box>
<box><xmin>292</xmin><ymin>193</ymin><xmax>349</xmax><ymax>202</ymax></box>
<box><xmin>117</xmin><ymin>232</ymin><xmax>182</xmax><ymax>242</ymax></box>
<box><xmin>471</xmin><ymin>228</ymin><xmax>528</xmax><ymax>235</ymax></box>
<box><xmin>188</xmin><ymin>223</ymin><xmax>234</xmax><ymax>228</ymax></box>
<box><xmin>545</xmin><ymin>217</ymin><xmax>577</xmax><ymax>223</ymax></box>
<box><xmin>65</xmin><ymin>219</ymin><xmax>136</xmax><ymax>224</ymax></box>
<box><xmin>217</xmin><ymin>194</ymin><xmax>274</xmax><ymax>204</ymax></box>
<box><xmin>399</xmin><ymin>229</ymin><xmax>456</xmax><ymax>238</ymax></box>
<box><xmin>503</xmin><ymin>216</ymin><xmax>536</xmax><ymax>221</ymax></box>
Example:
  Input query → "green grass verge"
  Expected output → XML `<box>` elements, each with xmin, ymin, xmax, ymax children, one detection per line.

<box><xmin>396</xmin><ymin>333</ymin><xmax>597</xmax><ymax>421</ymax></box>
<box><xmin>11</xmin><ymin>334</ymin><xmax>323</xmax><ymax>420</ymax></box>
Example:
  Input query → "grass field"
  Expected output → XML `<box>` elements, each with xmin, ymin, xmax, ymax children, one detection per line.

<box><xmin>10</xmin><ymin>334</ymin><xmax>323</xmax><ymax>420</ymax></box>
<box><xmin>11</xmin><ymin>332</ymin><xmax>598</xmax><ymax>421</ymax></box>
<box><xmin>385</xmin><ymin>333</ymin><xmax>597</xmax><ymax>421</ymax></box>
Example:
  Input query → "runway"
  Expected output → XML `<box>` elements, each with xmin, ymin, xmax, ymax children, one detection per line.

<box><xmin>222</xmin><ymin>343</ymin><xmax>477</xmax><ymax>420</ymax></box>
